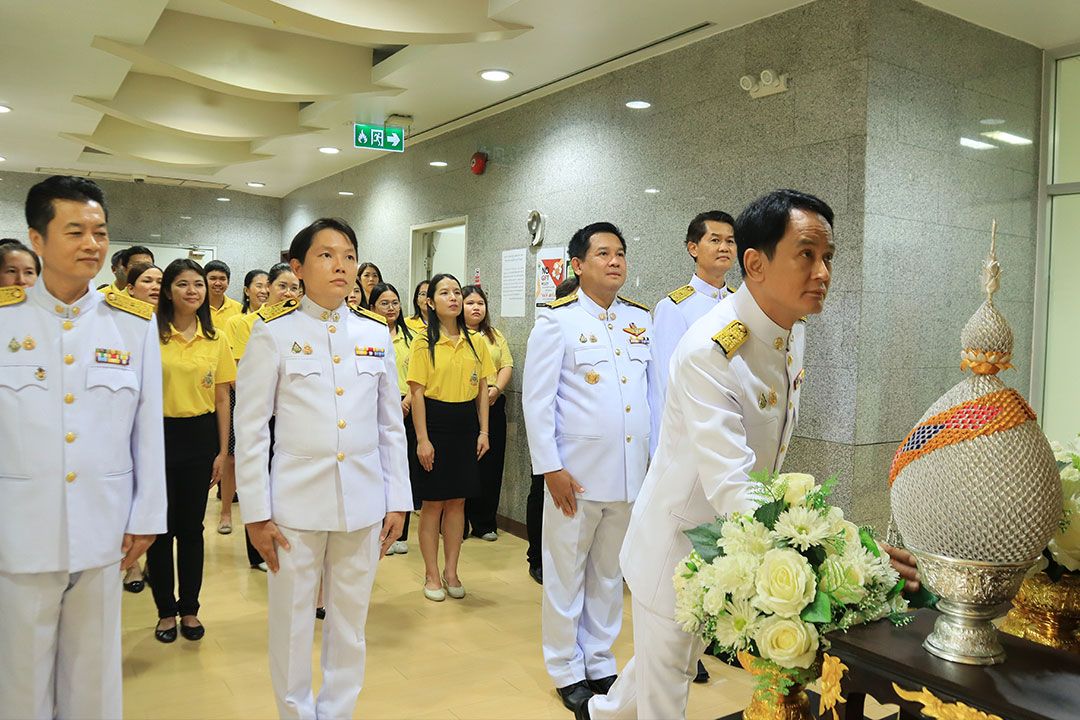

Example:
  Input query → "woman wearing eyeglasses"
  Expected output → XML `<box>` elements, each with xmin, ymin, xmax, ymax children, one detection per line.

<box><xmin>367</xmin><ymin>282</ymin><xmax>419</xmax><ymax>555</ymax></box>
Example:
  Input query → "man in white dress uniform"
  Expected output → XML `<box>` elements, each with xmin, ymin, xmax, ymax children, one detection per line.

<box><xmin>0</xmin><ymin>175</ymin><xmax>166</xmax><ymax>720</ymax></box>
<box><xmin>523</xmin><ymin>222</ymin><xmax>653</xmax><ymax>712</ymax></box>
<box><xmin>581</xmin><ymin>189</ymin><xmax>835</xmax><ymax>720</ymax></box>
<box><xmin>648</xmin><ymin>210</ymin><xmax>736</xmax><ymax>457</ymax></box>
<box><xmin>235</xmin><ymin>218</ymin><xmax>411</xmax><ymax>720</ymax></box>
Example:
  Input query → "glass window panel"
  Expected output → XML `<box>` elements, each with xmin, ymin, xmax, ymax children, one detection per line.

<box><xmin>1043</xmin><ymin>193</ymin><xmax>1080</xmax><ymax>442</ymax></box>
<box><xmin>1054</xmin><ymin>55</ymin><xmax>1080</xmax><ymax>184</ymax></box>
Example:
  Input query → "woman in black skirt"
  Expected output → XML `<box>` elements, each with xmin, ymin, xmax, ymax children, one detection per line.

<box><xmin>407</xmin><ymin>273</ymin><xmax>494</xmax><ymax>601</ymax></box>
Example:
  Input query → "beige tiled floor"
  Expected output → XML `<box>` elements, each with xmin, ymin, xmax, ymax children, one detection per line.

<box><xmin>121</xmin><ymin>504</ymin><xmax>898</xmax><ymax>719</ymax></box>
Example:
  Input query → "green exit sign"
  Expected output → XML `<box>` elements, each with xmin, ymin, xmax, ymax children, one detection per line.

<box><xmin>353</xmin><ymin>123</ymin><xmax>405</xmax><ymax>153</ymax></box>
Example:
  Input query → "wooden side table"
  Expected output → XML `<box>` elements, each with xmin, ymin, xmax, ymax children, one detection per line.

<box><xmin>826</xmin><ymin>609</ymin><xmax>1080</xmax><ymax>720</ymax></box>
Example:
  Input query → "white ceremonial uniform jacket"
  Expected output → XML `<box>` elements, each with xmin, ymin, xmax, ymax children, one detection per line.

<box><xmin>0</xmin><ymin>283</ymin><xmax>166</xmax><ymax>574</ymax></box>
<box><xmin>522</xmin><ymin>292</ymin><xmax>653</xmax><ymax>503</ymax></box>
<box><xmin>622</xmin><ymin>285</ymin><xmax>806</xmax><ymax>614</ymax></box>
<box><xmin>234</xmin><ymin>297</ymin><xmax>411</xmax><ymax>532</ymax></box>
<box><xmin>647</xmin><ymin>274</ymin><xmax>732</xmax><ymax>455</ymax></box>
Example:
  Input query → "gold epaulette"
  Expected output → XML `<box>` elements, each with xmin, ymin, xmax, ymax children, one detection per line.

<box><xmin>712</xmin><ymin>320</ymin><xmax>749</xmax><ymax>359</ymax></box>
<box><xmin>351</xmin><ymin>305</ymin><xmax>388</xmax><ymax>325</ymax></box>
<box><xmin>257</xmin><ymin>298</ymin><xmax>299</xmax><ymax>323</ymax></box>
<box><xmin>667</xmin><ymin>285</ymin><xmax>695</xmax><ymax>305</ymax></box>
<box><xmin>0</xmin><ymin>286</ymin><xmax>27</xmax><ymax>308</ymax></box>
<box><xmin>104</xmin><ymin>290</ymin><xmax>153</xmax><ymax>320</ymax></box>
<box><xmin>618</xmin><ymin>295</ymin><xmax>650</xmax><ymax>312</ymax></box>
<box><xmin>546</xmin><ymin>292</ymin><xmax>578</xmax><ymax>309</ymax></box>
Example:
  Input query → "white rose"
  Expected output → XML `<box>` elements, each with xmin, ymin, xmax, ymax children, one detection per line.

<box><xmin>753</xmin><ymin>548</ymin><xmax>816</xmax><ymax>617</ymax></box>
<box><xmin>780</xmin><ymin>473</ymin><xmax>816</xmax><ymax>506</ymax></box>
<box><xmin>1049</xmin><ymin>495</ymin><xmax>1080</xmax><ymax>572</ymax></box>
<box><xmin>755</xmin><ymin>615</ymin><xmax>820</xmax><ymax>669</ymax></box>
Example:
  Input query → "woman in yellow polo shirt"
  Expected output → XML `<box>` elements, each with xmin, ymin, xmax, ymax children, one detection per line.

<box><xmin>368</xmin><ymin>282</ymin><xmax>417</xmax><ymax>555</ymax></box>
<box><xmin>222</xmin><ymin>264</ymin><xmax>299</xmax><ymax>566</ymax></box>
<box><xmin>146</xmin><ymin>259</ymin><xmax>236</xmax><ymax>644</ymax></box>
<box><xmin>407</xmin><ymin>273</ymin><xmax>494</xmax><ymax>601</ymax></box>
<box><xmin>460</xmin><ymin>284</ymin><xmax>514</xmax><ymax>542</ymax></box>
<box><xmin>404</xmin><ymin>279</ymin><xmax>429</xmax><ymax>334</ymax></box>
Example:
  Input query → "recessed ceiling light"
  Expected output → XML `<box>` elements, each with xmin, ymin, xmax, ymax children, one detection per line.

<box><xmin>960</xmin><ymin>137</ymin><xmax>995</xmax><ymax>150</ymax></box>
<box><xmin>0</xmin><ymin>105</ymin><xmax>11</xmax><ymax>114</ymax></box>
<box><xmin>180</xmin><ymin>215</ymin><xmax>192</xmax><ymax>220</ymax></box>
<box><xmin>216</xmin><ymin>197</ymin><xmax>231</xmax><ymax>202</ymax></box>
<box><xmin>246</xmin><ymin>181</ymin><xmax>265</xmax><ymax>188</ymax></box>
<box><xmin>319</xmin><ymin>146</ymin><xmax>340</xmax><ymax>154</ymax></box>
<box><xmin>479</xmin><ymin>69</ymin><xmax>512</xmax><ymax>82</ymax></box>
<box><xmin>979</xmin><ymin>118</ymin><xmax>1006</xmax><ymax>125</ymax></box>
<box><xmin>980</xmin><ymin>131</ymin><xmax>1032</xmax><ymax>145</ymax></box>
<box><xmin>625</xmin><ymin>100</ymin><xmax>651</xmax><ymax>109</ymax></box>
<box><xmin>150</xmin><ymin>233</ymin><xmax>161</xmax><ymax>238</ymax></box>
<box><xmin>0</xmin><ymin>156</ymin><xmax>6</xmax><ymax>162</ymax></box>
<box><xmin>338</xmin><ymin>191</ymin><xmax>355</xmax><ymax>196</ymax></box>
<box><xmin>644</xmin><ymin>187</ymin><xmax>660</xmax><ymax>194</ymax></box>
<box><xmin>429</xmin><ymin>161</ymin><xmax>448</xmax><ymax>167</ymax></box>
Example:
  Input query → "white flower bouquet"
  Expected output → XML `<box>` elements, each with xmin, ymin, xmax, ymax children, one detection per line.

<box><xmin>673</xmin><ymin>472</ymin><xmax>909</xmax><ymax>699</ymax></box>
<box><xmin>1045</xmin><ymin>437</ymin><xmax>1080</xmax><ymax>577</ymax></box>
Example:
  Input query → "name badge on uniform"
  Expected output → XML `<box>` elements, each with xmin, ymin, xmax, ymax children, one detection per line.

<box><xmin>355</xmin><ymin>346</ymin><xmax>385</xmax><ymax>357</ymax></box>
<box><xmin>95</xmin><ymin>348</ymin><xmax>130</xmax><ymax>366</ymax></box>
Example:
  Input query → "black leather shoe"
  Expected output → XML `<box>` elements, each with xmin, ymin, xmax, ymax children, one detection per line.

<box><xmin>123</xmin><ymin>579</ymin><xmax>145</xmax><ymax>594</ymax></box>
<box><xmin>154</xmin><ymin>621</ymin><xmax>177</xmax><ymax>644</ymax></box>
<box><xmin>586</xmin><ymin>674</ymin><xmax>616</xmax><ymax>695</ymax></box>
<box><xmin>693</xmin><ymin>659</ymin><xmax>710</xmax><ymax>683</ymax></box>
<box><xmin>315</xmin><ymin>607</ymin><xmax>326</xmax><ymax>620</ymax></box>
<box><xmin>179</xmin><ymin>622</ymin><xmax>205</xmax><ymax>641</ymax></box>
<box><xmin>572</xmin><ymin>694</ymin><xmax>591</xmax><ymax>720</ymax></box>
<box><xmin>529</xmin><ymin>565</ymin><xmax>543</xmax><ymax>585</ymax></box>
<box><xmin>556</xmin><ymin>681</ymin><xmax>593</xmax><ymax>712</ymax></box>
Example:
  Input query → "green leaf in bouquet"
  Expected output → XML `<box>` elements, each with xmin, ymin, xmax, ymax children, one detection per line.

<box><xmin>858</xmin><ymin>527</ymin><xmax>881</xmax><ymax>557</ymax></box>
<box><xmin>803</xmin><ymin>545</ymin><xmax>827</xmax><ymax>569</ymax></box>
<box><xmin>683</xmin><ymin>519</ymin><xmax>726</xmax><ymax>563</ymax></box>
<box><xmin>904</xmin><ymin>585</ymin><xmax>939</xmax><ymax>609</ymax></box>
<box><xmin>800</xmin><ymin>590</ymin><xmax>833</xmax><ymax>624</ymax></box>
<box><xmin>803</xmin><ymin>474</ymin><xmax>838</xmax><ymax>510</ymax></box>
<box><xmin>754</xmin><ymin>499</ymin><xmax>785</xmax><ymax>531</ymax></box>
<box><xmin>1044</xmin><ymin>547</ymin><xmax>1067</xmax><ymax>583</ymax></box>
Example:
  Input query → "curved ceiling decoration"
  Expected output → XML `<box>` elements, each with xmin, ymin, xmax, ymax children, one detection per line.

<box><xmin>220</xmin><ymin>0</ymin><xmax>530</xmax><ymax>45</ymax></box>
<box><xmin>73</xmin><ymin>73</ymin><xmax>325</xmax><ymax>141</ymax></box>
<box><xmin>92</xmin><ymin>10</ymin><xmax>403</xmax><ymax>102</ymax></box>
<box><xmin>61</xmin><ymin>116</ymin><xmax>271</xmax><ymax>169</ymax></box>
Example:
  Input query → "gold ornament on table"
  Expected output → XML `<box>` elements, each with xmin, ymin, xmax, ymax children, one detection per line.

<box><xmin>737</xmin><ymin>651</ymin><xmax>812</xmax><ymax>720</ymax></box>
<box><xmin>1001</xmin><ymin>435</ymin><xmax>1080</xmax><ymax>652</ymax></box>
<box><xmin>817</xmin><ymin>654</ymin><xmax>847</xmax><ymax>720</ymax></box>
<box><xmin>892</xmin><ymin>683</ymin><xmax>1003</xmax><ymax>720</ymax></box>
<box><xmin>888</xmin><ymin>220</ymin><xmax>1063</xmax><ymax>665</ymax></box>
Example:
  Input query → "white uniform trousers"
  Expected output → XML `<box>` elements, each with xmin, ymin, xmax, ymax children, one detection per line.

<box><xmin>542</xmin><ymin>493</ymin><xmax>631</xmax><ymax>687</ymax></box>
<box><xmin>0</xmin><ymin>562</ymin><xmax>122</xmax><ymax>720</ymax></box>
<box><xmin>268</xmin><ymin>523</ymin><xmax>380</xmax><ymax>720</ymax></box>
<box><xmin>588</xmin><ymin>598</ymin><xmax>705</xmax><ymax>720</ymax></box>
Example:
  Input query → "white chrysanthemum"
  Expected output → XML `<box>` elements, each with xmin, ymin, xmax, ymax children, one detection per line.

<box><xmin>719</xmin><ymin>515</ymin><xmax>774</xmax><ymax>557</ymax></box>
<box><xmin>1051</xmin><ymin>440</ymin><xmax>1073</xmax><ymax>464</ymax></box>
<box><xmin>773</xmin><ymin>505</ymin><xmax>834</xmax><ymax>551</ymax></box>
<box><xmin>713</xmin><ymin>598</ymin><xmax>762</xmax><ymax>651</ymax></box>
<box><xmin>672</xmin><ymin>562</ymin><xmax>707</xmax><ymax>634</ymax></box>
<box><xmin>861</xmin><ymin>548</ymin><xmax>900</xmax><ymax>589</ymax></box>
<box><xmin>713</xmin><ymin>552</ymin><xmax>762</xmax><ymax>601</ymax></box>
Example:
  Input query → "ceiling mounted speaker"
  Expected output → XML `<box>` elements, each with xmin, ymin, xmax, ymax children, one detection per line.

<box><xmin>528</xmin><ymin>210</ymin><xmax>546</xmax><ymax>247</ymax></box>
